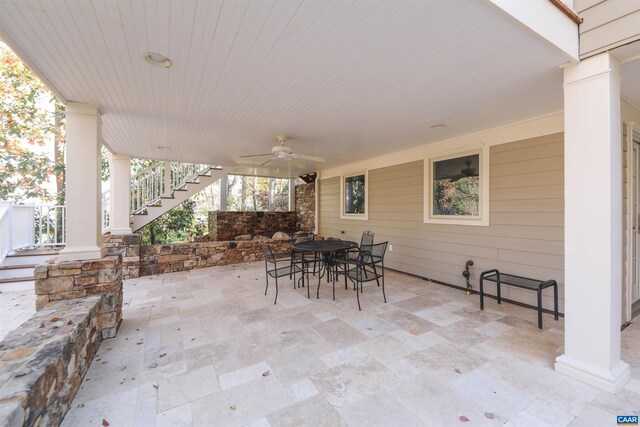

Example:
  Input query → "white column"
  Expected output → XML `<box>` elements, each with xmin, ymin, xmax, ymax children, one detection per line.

<box><xmin>555</xmin><ymin>52</ymin><xmax>630</xmax><ymax>393</ymax></box>
<box><xmin>59</xmin><ymin>103</ymin><xmax>104</xmax><ymax>261</ymax></box>
<box><xmin>220</xmin><ymin>174</ymin><xmax>228</xmax><ymax>211</ymax></box>
<box><xmin>289</xmin><ymin>178</ymin><xmax>296</xmax><ymax>211</ymax></box>
<box><xmin>108</xmin><ymin>153</ymin><xmax>132</xmax><ymax>235</ymax></box>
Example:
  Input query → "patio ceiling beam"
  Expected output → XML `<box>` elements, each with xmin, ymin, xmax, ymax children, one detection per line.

<box><xmin>489</xmin><ymin>0</ymin><xmax>580</xmax><ymax>62</ymax></box>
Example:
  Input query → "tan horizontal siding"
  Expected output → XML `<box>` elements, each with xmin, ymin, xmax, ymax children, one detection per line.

<box><xmin>579</xmin><ymin>1</ymin><xmax>640</xmax><ymax>57</ymax></box>
<box><xmin>319</xmin><ymin>133</ymin><xmax>565</xmax><ymax>312</ymax></box>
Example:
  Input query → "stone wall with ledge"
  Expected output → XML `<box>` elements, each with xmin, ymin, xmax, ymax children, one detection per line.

<box><xmin>34</xmin><ymin>255</ymin><xmax>122</xmax><ymax>339</ymax></box>
<box><xmin>0</xmin><ymin>296</ymin><xmax>104</xmax><ymax>427</ymax></box>
<box><xmin>295</xmin><ymin>182</ymin><xmax>315</xmax><ymax>232</ymax></box>
<box><xmin>207</xmin><ymin>211</ymin><xmax>297</xmax><ymax>241</ymax></box>
<box><xmin>140</xmin><ymin>240</ymin><xmax>292</xmax><ymax>276</ymax></box>
<box><xmin>102</xmin><ymin>234</ymin><xmax>141</xmax><ymax>279</ymax></box>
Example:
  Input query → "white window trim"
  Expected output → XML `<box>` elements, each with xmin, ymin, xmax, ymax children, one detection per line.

<box><xmin>340</xmin><ymin>171</ymin><xmax>368</xmax><ymax>220</ymax></box>
<box><xmin>424</xmin><ymin>145</ymin><xmax>490</xmax><ymax>226</ymax></box>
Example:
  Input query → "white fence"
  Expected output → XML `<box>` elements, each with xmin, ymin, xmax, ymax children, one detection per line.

<box><xmin>102</xmin><ymin>190</ymin><xmax>110</xmax><ymax>232</ymax></box>
<box><xmin>0</xmin><ymin>203</ymin><xmax>66</xmax><ymax>264</ymax></box>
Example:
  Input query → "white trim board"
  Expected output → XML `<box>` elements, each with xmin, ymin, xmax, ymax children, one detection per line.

<box><xmin>318</xmin><ymin>111</ymin><xmax>563</xmax><ymax>180</ymax></box>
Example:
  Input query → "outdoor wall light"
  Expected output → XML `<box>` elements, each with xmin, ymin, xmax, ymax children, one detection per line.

<box><xmin>143</xmin><ymin>52</ymin><xmax>172</xmax><ymax>68</ymax></box>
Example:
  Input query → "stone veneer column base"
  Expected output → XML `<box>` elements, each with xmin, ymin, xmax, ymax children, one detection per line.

<box><xmin>102</xmin><ymin>233</ymin><xmax>141</xmax><ymax>279</ymax></box>
<box><xmin>34</xmin><ymin>255</ymin><xmax>123</xmax><ymax>339</ymax></box>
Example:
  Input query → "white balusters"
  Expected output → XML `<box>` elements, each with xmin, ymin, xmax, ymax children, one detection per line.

<box><xmin>102</xmin><ymin>190</ymin><xmax>110</xmax><ymax>232</ymax></box>
<box><xmin>129</xmin><ymin>161</ymin><xmax>211</xmax><ymax>214</ymax></box>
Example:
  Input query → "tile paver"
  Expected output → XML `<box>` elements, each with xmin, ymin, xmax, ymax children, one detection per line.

<box><xmin>58</xmin><ymin>262</ymin><xmax>640</xmax><ymax>426</ymax></box>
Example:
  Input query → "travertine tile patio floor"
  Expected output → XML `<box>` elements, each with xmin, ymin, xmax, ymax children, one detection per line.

<box><xmin>61</xmin><ymin>262</ymin><xmax>640</xmax><ymax>427</ymax></box>
<box><xmin>0</xmin><ymin>290</ymin><xmax>35</xmax><ymax>342</ymax></box>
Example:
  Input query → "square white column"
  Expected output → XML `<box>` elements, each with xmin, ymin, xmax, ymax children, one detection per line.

<box><xmin>58</xmin><ymin>103</ymin><xmax>104</xmax><ymax>261</ymax></box>
<box><xmin>555</xmin><ymin>52</ymin><xmax>630</xmax><ymax>393</ymax></box>
<box><xmin>108</xmin><ymin>153</ymin><xmax>132</xmax><ymax>235</ymax></box>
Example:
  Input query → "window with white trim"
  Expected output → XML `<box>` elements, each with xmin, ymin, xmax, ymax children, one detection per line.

<box><xmin>340</xmin><ymin>172</ymin><xmax>368</xmax><ymax>220</ymax></box>
<box><xmin>425</xmin><ymin>147</ymin><xmax>489</xmax><ymax>226</ymax></box>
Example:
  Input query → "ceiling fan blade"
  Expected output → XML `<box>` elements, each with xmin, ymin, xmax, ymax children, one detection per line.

<box><xmin>295</xmin><ymin>154</ymin><xmax>325</xmax><ymax>163</ymax></box>
<box><xmin>257</xmin><ymin>157</ymin><xmax>275</xmax><ymax>167</ymax></box>
<box><xmin>239</xmin><ymin>153</ymin><xmax>272</xmax><ymax>158</ymax></box>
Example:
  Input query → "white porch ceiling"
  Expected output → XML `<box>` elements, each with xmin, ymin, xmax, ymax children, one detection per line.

<box><xmin>0</xmin><ymin>0</ymin><xmax>569</xmax><ymax>172</ymax></box>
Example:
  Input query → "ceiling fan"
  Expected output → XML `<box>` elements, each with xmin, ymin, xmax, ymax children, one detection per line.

<box><xmin>239</xmin><ymin>135</ymin><xmax>325</xmax><ymax>166</ymax></box>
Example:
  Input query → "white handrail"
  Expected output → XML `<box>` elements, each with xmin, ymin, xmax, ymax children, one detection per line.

<box><xmin>130</xmin><ymin>161</ymin><xmax>211</xmax><ymax>214</ymax></box>
<box><xmin>130</xmin><ymin>162</ymin><xmax>165</xmax><ymax>214</ymax></box>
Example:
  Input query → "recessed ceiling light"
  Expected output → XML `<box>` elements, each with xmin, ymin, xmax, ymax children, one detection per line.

<box><xmin>156</xmin><ymin>146</ymin><xmax>169</xmax><ymax>150</ymax></box>
<box><xmin>430</xmin><ymin>124</ymin><xmax>446</xmax><ymax>130</ymax></box>
<box><xmin>143</xmin><ymin>52</ymin><xmax>172</xmax><ymax>68</ymax></box>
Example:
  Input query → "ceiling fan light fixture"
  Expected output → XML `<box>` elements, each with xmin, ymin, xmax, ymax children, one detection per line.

<box><xmin>143</xmin><ymin>52</ymin><xmax>172</xmax><ymax>68</ymax></box>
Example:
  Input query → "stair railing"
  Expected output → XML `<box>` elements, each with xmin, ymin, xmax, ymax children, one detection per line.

<box><xmin>130</xmin><ymin>162</ymin><xmax>165</xmax><ymax>214</ymax></box>
<box><xmin>171</xmin><ymin>163</ymin><xmax>211</xmax><ymax>190</ymax></box>
<box><xmin>130</xmin><ymin>161</ymin><xmax>212</xmax><ymax>214</ymax></box>
<box><xmin>0</xmin><ymin>203</ymin><xmax>66</xmax><ymax>261</ymax></box>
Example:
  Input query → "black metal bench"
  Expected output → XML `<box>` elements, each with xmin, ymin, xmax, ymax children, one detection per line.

<box><xmin>479</xmin><ymin>269</ymin><xmax>558</xmax><ymax>329</ymax></box>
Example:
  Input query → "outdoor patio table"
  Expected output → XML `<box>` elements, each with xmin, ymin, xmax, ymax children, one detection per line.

<box><xmin>292</xmin><ymin>240</ymin><xmax>358</xmax><ymax>299</ymax></box>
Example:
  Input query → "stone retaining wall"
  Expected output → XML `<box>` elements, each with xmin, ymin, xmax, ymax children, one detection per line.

<box><xmin>207</xmin><ymin>211</ymin><xmax>296</xmax><ymax>241</ymax></box>
<box><xmin>0</xmin><ymin>297</ymin><xmax>104</xmax><ymax>427</ymax></box>
<box><xmin>35</xmin><ymin>255</ymin><xmax>122</xmax><ymax>339</ymax></box>
<box><xmin>140</xmin><ymin>240</ymin><xmax>292</xmax><ymax>276</ymax></box>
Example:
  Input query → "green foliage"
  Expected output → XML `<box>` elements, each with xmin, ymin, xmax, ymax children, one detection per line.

<box><xmin>139</xmin><ymin>199</ymin><xmax>205</xmax><ymax>245</ymax></box>
<box><xmin>432</xmin><ymin>176</ymin><xmax>479</xmax><ymax>216</ymax></box>
<box><xmin>344</xmin><ymin>175</ymin><xmax>365</xmax><ymax>214</ymax></box>
<box><xmin>0</xmin><ymin>41</ymin><xmax>65</xmax><ymax>202</ymax></box>
<box><xmin>226</xmin><ymin>175</ymin><xmax>289</xmax><ymax>211</ymax></box>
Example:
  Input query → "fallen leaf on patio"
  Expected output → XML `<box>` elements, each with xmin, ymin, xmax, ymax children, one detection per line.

<box><xmin>459</xmin><ymin>415</ymin><xmax>469</xmax><ymax>422</ymax></box>
<box><xmin>153</xmin><ymin>384</ymin><xmax>159</xmax><ymax>390</ymax></box>
<box><xmin>230</xmin><ymin>404</ymin><xmax>236</xmax><ymax>410</ymax></box>
<box><xmin>50</xmin><ymin>317</ymin><xmax>62</xmax><ymax>322</ymax></box>
<box><xmin>148</xmin><ymin>362</ymin><xmax>158</xmax><ymax>369</ymax></box>
<box><xmin>484</xmin><ymin>413</ymin><xmax>495</xmax><ymax>419</ymax></box>
<box><xmin>136</xmin><ymin>341</ymin><xmax>144</xmax><ymax>345</ymax></box>
<box><xmin>77</xmin><ymin>403</ymin><xmax>85</xmax><ymax>408</ymax></box>
<box><xmin>262</xmin><ymin>370</ymin><xmax>271</xmax><ymax>377</ymax></box>
<box><xmin>120</xmin><ymin>366</ymin><xmax>126</xmax><ymax>371</ymax></box>
<box><xmin>454</xmin><ymin>368</ymin><xmax>461</xmax><ymax>374</ymax></box>
<box><xmin>102</xmin><ymin>419</ymin><xmax>110</xmax><ymax>426</ymax></box>
<box><xmin>191</xmin><ymin>338</ymin><xmax>196</xmax><ymax>341</ymax></box>
<box><xmin>67</xmin><ymin>320</ymin><xmax>74</xmax><ymax>325</ymax></box>
<box><xmin>159</xmin><ymin>353</ymin><xmax>167</xmax><ymax>358</ymax></box>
